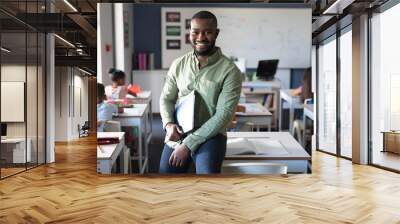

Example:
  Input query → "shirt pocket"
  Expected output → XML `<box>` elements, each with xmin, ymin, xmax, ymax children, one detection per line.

<box><xmin>177</xmin><ymin>77</ymin><xmax>195</xmax><ymax>98</ymax></box>
<box><xmin>197</xmin><ymin>78</ymin><xmax>221</xmax><ymax>108</ymax></box>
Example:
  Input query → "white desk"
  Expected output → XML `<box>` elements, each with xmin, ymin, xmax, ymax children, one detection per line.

<box><xmin>112</xmin><ymin>104</ymin><xmax>150</xmax><ymax>174</ymax></box>
<box><xmin>97</xmin><ymin>132</ymin><xmax>128</xmax><ymax>174</ymax></box>
<box><xmin>241</xmin><ymin>84</ymin><xmax>280</xmax><ymax>130</ymax></box>
<box><xmin>127</xmin><ymin>91</ymin><xmax>153</xmax><ymax>136</ymax></box>
<box><xmin>236</xmin><ymin>103</ymin><xmax>272</xmax><ymax>131</ymax></box>
<box><xmin>242</xmin><ymin>80</ymin><xmax>281</xmax><ymax>89</ymax></box>
<box><xmin>279</xmin><ymin>89</ymin><xmax>303</xmax><ymax>132</ymax></box>
<box><xmin>226</xmin><ymin>132</ymin><xmax>311</xmax><ymax>173</ymax></box>
<box><xmin>1</xmin><ymin>138</ymin><xmax>31</xmax><ymax>163</ymax></box>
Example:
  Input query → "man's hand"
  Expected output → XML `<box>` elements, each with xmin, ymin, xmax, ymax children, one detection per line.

<box><xmin>169</xmin><ymin>144</ymin><xmax>190</xmax><ymax>167</ymax></box>
<box><xmin>165</xmin><ymin>123</ymin><xmax>183</xmax><ymax>142</ymax></box>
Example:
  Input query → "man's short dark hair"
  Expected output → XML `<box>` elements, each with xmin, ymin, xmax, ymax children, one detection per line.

<box><xmin>191</xmin><ymin>11</ymin><xmax>218</xmax><ymax>28</ymax></box>
<box><xmin>97</xmin><ymin>83</ymin><xmax>105</xmax><ymax>100</ymax></box>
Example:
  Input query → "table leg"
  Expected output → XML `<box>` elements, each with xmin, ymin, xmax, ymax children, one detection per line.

<box><xmin>279</xmin><ymin>98</ymin><xmax>283</xmax><ymax>131</ymax></box>
<box><xmin>268</xmin><ymin>117</ymin><xmax>271</xmax><ymax>132</ymax></box>
<box><xmin>124</xmin><ymin>146</ymin><xmax>129</xmax><ymax>174</ymax></box>
<box><xmin>138</xmin><ymin>119</ymin><xmax>143</xmax><ymax>174</ymax></box>
<box><xmin>303</xmin><ymin>115</ymin><xmax>307</xmax><ymax>148</ymax></box>
<box><xmin>289</xmin><ymin>105</ymin><xmax>294</xmax><ymax>133</ymax></box>
<box><xmin>98</xmin><ymin>160</ymin><xmax>112</xmax><ymax>174</ymax></box>
<box><xmin>144</xmin><ymin>112</ymin><xmax>149</xmax><ymax>173</ymax></box>
<box><xmin>149</xmin><ymin>99</ymin><xmax>153</xmax><ymax>135</ymax></box>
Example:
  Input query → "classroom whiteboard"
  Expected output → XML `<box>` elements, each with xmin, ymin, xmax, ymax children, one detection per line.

<box><xmin>161</xmin><ymin>7</ymin><xmax>312</xmax><ymax>69</ymax></box>
<box><xmin>1</xmin><ymin>82</ymin><xmax>25</xmax><ymax>122</ymax></box>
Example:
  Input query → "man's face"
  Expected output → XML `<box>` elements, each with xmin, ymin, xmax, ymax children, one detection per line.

<box><xmin>189</xmin><ymin>18</ymin><xmax>219</xmax><ymax>56</ymax></box>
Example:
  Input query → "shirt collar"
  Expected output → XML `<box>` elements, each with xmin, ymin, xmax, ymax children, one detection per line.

<box><xmin>192</xmin><ymin>47</ymin><xmax>222</xmax><ymax>67</ymax></box>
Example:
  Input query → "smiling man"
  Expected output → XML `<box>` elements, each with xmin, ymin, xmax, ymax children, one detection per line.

<box><xmin>159</xmin><ymin>11</ymin><xmax>242</xmax><ymax>174</ymax></box>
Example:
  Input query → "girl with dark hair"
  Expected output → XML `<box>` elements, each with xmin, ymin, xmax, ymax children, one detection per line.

<box><xmin>105</xmin><ymin>68</ymin><xmax>138</xmax><ymax>100</ymax></box>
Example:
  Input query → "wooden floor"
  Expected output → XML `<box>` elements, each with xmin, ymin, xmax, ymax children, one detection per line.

<box><xmin>1</xmin><ymin>135</ymin><xmax>400</xmax><ymax>223</ymax></box>
<box><xmin>372</xmin><ymin>150</ymin><xmax>400</xmax><ymax>171</ymax></box>
<box><xmin>1</xmin><ymin>167</ymin><xmax>26</xmax><ymax>177</ymax></box>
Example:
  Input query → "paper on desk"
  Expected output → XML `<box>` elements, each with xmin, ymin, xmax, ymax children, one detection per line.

<box><xmin>226</xmin><ymin>138</ymin><xmax>288</xmax><ymax>156</ymax></box>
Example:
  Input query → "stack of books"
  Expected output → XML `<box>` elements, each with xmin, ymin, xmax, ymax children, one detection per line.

<box><xmin>134</xmin><ymin>52</ymin><xmax>155</xmax><ymax>70</ymax></box>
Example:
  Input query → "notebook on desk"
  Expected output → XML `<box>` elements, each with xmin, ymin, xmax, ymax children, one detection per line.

<box><xmin>226</xmin><ymin>137</ymin><xmax>289</xmax><ymax>156</ymax></box>
<box><xmin>97</xmin><ymin>137</ymin><xmax>120</xmax><ymax>145</ymax></box>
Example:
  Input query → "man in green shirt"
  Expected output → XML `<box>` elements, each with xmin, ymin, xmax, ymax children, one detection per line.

<box><xmin>159</xmin><ymin>11</ymin><xmax>242</xmax><ymax>174</ymax></box>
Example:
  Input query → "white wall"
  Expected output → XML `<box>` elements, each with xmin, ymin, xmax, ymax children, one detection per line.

<box><xmin>98</xmin><ymin>3</ymin><xmax>135</xmax><ymax>85</ymax></box>
<box><xmin>132</xmin><ymin>70</ymin><xmax>168</xmax><ymax>113</ymax></box>
<box><xmin>161</xmin><ymin>7</ymin><xmax>312</xmax><ymax>69</ymax></box>
<box><xmin>54</xmin><ymin>67</ymin><xmax>89</xmax><ymax>141</ymax></box>
<box><xmin>97</xmin><ymin>3</ymin><xmax>114</xmax><ymax>85</ymax></box>
<box><xmin>97</xmin><ymin>3</ymin><xmax>133</xmax><ymax>85</ymax></box>
<box><xmin>54</xmin><ymin>67</ymin><xmax>69</xmax><ymax>141</ymax></box>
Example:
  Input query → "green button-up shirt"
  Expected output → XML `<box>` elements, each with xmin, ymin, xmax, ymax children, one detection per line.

<box><xmin>160</xmin><ymin>47</ymin><xmax>242</xmax><ymax>153</ymax></box>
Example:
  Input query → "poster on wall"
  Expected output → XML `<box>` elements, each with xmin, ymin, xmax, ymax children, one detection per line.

<box><xmin>166</xmin><ymin>12</ymin><xmax>180</xmax><ymax>22</ymax></box>
<box><xmin>185</xmin><ymin>33</ymin><xmax>190</xmax><ymax>44</ymax></box>
<box><xmin>167</xmin><ymin>40</ymin><xmax>181</xmax><ymax>49</ymax></box>
<box><xmin>185</xmin><ymin>19</ymin><xmax>191</xmax><ymax>29</ymax></box>
<box><xmin>166</xmin><ymin>26</ymin><xmax>181</xmax><ymax>36</ymax></box>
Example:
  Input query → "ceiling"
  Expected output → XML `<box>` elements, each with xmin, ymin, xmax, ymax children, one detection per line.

<box><xmin>0</xmin><ymin>0</ymin><xmax>97</xmax><ymax>74</ymax></box>
<box><xmin>0</xmin><ymin>0</ymin><xmax>390</xmax><ymax>74</ymax></box>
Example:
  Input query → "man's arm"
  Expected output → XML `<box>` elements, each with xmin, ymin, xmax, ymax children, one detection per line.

<box><xmin>182</xmin><ymin>67</ymin><xmax>242</xmax><ymax>153</ymax></box>
<box><xmin>159</xmin><ymin>66</ymin><xmax>179</xmax><ymax>129</ymax></box>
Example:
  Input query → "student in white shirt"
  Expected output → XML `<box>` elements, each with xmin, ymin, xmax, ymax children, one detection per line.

<box><xmin>97</xmin><ymin>83</ymin><xmax>117</xmax><ymax>132</ymax></box>
<box><xmin>105</xmin><ymin>68</ymin><xmax>137</xmax><ymax>100</ymax></box>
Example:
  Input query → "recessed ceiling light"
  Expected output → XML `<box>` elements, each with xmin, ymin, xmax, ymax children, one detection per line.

<box><xmin>54</xmin><ymin>34</ymin><xmax>75</xmax><ymax>48</ymax></box>
<box><xmin>78</xmin><ymin>67</ymin><xmax>92</xmax><ymax>76</ymax></box>
<box><xmin>1</xmin><ymin>47</ymin><xmax>11</xmax><ymax>53</ymax></box>
<box><xmin>63</xmin><ymin>0</ymin><xmax>78</xmax><ymax>12</ymax></box>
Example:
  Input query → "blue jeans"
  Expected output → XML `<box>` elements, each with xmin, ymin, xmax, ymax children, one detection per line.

<box><xmin>159</xmin><ymin>134</ymin><xmax>227</xmax><ymax>174</ymax></box>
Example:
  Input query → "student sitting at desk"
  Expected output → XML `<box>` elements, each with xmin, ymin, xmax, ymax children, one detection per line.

<box><xmin>105</xmin><ymin>68</ymin><xmax>138</xmax><ymax>100</ymax></box>
<box><xmin>291</xmin><ymin>67</ymin><xmax>312</xmax><ymax>103</ymax></box>
<box><xmin>97</xmin><ymin>83</ymin><xmax>117</xmax><ymax>132</ymax></box>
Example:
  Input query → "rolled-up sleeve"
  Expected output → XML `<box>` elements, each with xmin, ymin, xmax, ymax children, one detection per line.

<box><xmin>182</xmin><ymin>67</ymin><xmax>242</xmax><ymax>152</ymax></box>
<box><xmin>159</xmin><ymin>63</ymin><xmax>179</xmax><ymax>129</ymax></box>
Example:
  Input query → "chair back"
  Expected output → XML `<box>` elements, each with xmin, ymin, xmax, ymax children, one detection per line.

<box><xmin>104</xmin><ymin>120</ymin><xmax>121</xmax><ymax>132</ymax></box>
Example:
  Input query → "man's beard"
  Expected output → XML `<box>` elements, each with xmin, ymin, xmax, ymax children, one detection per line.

<box><xmin>192</xmin><ymin>41</ymin><xmax>216</xmax><ymax>56</ymax></box>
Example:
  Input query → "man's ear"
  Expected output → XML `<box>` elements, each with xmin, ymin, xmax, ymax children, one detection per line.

<box><xmin>216</xmin><ymin>28</ymin><xmax>220</xmax><ymax>37</ymax></box>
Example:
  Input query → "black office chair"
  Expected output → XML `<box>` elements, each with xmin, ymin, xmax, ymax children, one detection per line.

<box><xmin>78</xmin><ymin>121</ymin><xmax>90</xmax><ymax>138</ymax></box>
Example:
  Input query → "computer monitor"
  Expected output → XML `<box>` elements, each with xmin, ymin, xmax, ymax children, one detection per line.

<box><xmin>1</xmin><ymin>123</ymin><xmax>7</xmax><ymax>137</ymax></box>
<box><xmin>256</xmin><ymin>59</ymin><xmax>279</xmax><ymax>81</ymax></box>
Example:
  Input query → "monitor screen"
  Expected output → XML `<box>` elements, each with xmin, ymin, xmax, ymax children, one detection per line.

<box><xmin>256</xmin><ymin>60</ymin><xmax>279</xmax><ymax>81</ymax></box>
<box><xmin>1</xmin><ymin>123</ymin><xmax>7</xmax><ymax>137</ymax></box>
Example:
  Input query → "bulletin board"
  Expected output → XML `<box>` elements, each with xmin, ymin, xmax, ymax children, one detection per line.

<box><xmin>161</xmin><ymin>7</ymin><xmax>312</xmax><ymax>69</ymax></box>
<box><xmin>1</xmin><ymin>81</ymin><xmax>25</xmax><ymax>122</ymax></box>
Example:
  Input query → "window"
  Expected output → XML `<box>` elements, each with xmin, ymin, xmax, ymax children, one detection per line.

<box><xmin>0</xmin><ymin>1</ymin><xmax>47</xmax><ymax>179</ymax></box>
<box><xmin>370</xmin><ymin>2</ymin><xmax>400</xmax><ymax>171</ymax></box>
<box><xmin>339</xmin><ymin>28</ymin><xmax>352</xmax><ymax>158</ymax></box>
<box><xmin>317</xmin><ymin>35</ymin><xmax>337</xmax><ymax>154</ymax></box>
